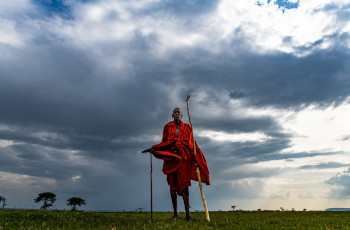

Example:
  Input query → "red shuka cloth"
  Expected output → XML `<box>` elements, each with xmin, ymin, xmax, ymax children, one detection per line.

<box><xmin>151</xmin><ymin>121</ymin><xmax>210</xmax><ymax>194</ymax></box>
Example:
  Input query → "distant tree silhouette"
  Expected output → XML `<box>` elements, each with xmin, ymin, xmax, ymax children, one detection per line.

<box><xmin>67</xmin><ymin>197</ymin><xmax>86</xmax><ymax>211</ymax></box>
<box><xmin>231</xmin><ymin>205</ymin><xmax>236</xmax><ymax>211</ymax></box>
<box><xmin>34</xmin><ymin>192</ymin><xmax>56</xmax><ymax>210</ymax></box>
<box><xmin>0</xmin><ymin>196</ymin><xmax>6</xmax><ymax>210</ymax></box>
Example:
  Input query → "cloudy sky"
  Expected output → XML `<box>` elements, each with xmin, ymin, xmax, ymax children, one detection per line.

<box><xmin>1</xmin><ymin>0</ymin><xmax>350</xmax><ymax>212</ymax></box>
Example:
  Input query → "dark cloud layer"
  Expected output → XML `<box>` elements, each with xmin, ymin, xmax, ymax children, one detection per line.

<box><xmin>178</xmin><ymin>46</ymin><xmax>350</xmax><ymax>108</ymax></box>
<box><xmin>1</xmin><ymin>0</ymin><xmax>350</xmax><ymax>211</ymax></box>
<box><xmin>1</xmin><ymin>36</ymin><xmax>350</xmax><ymax>209</ymax></box>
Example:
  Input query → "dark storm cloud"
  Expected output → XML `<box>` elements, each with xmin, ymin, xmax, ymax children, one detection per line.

<box><xmin>0</xmin><ymin>37</ymin><xmax>173</xmax><ymax>137</ymax></box>
<box><xmin>1</xmin><ymin>0</ymin><xmax>350</xmax><ymax>211</ymax></box>
<box><xmin>199</xmin><ymin>134</ymin><xmax>340</xmax><ymax>177</ymax></box>
<box><xmin>1</xmin><ymin>37</ymin><xmax>349</xmax><ymax>210</ymax></box>
<box><xmin>0</xmin><ymin>31</ymin><xmax>176</xmax><ymax>210</ymax></box>
<box><xmin>173</xmin><ymin>44</ymin><xmax>350</xmax><ymax>108</ymax></box>
<box><xmin>200</xmin><ymin>138</ymin><xmax>291</xmax><ymax>160</ymax></box>
<box><xmin>195</xmin><ymin>116</ymin><xmax>278</xmax><ymax>133</ymax></box>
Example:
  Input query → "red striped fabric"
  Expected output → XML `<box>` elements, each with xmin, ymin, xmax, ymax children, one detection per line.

<box><xmin>151</xmin><ymin>121</ymin><xmax>210</xmax><ymax>194</ymax></box>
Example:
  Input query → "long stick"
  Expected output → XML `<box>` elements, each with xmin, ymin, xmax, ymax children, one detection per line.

<box><xmin>185</xmin><ymin>95</ymin><xmax>210</xmax><ymax>222</ymax></box>
<box><xmin>150</xmin><ymin>153</ymin><xmax>153</xmax><ymax>219</ymax></box>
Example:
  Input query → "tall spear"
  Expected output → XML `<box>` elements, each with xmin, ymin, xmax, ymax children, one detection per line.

<box><xmin>185</xmin><ymin>95</ymin><xmax>210</xmax><ymax>222</ymax></box>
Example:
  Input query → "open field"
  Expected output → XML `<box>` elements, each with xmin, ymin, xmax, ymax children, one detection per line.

<box><xmin>1</xmin><ymin>210</ymin><xmax>350</xmax><ymax>229</ymax></box>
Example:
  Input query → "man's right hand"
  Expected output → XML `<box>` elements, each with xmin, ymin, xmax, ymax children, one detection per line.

<box><xmin>142</xmin><ymin>148</ymin><xmax>154</xmax><ymax>153</ymax></box>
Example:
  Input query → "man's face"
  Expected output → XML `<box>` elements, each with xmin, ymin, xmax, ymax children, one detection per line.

<box><xmin>172</xmin><ymin>108</ymin><xmax>182</xmax><ymax>121</ymax></box>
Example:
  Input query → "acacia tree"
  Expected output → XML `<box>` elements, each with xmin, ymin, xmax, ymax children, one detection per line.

<box><xmin>67</xmin><ymin>197</ymin><xmax>86</xmax><ymax>211</ymax></box>
<box><xmin>0</xmin><ymin>196</ymin><xmax>6</xmax><ymax>210</ymax></box>
<box><xmin>34</xmin><ymin>192</ymin><xmax>56</xmax><ymax>210</ymax></box>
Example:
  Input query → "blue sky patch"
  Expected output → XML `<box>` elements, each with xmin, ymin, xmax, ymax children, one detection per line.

<box><xmin>31</xmin><ymin>0</ymin><xmax>72</xmax><ymax>18</ymax></box>
<box><xmin>268</xmin><ymin>0</ymin><xmax>299</xmax><ymax>9</ymax></box>
<box><xmin>258</xmin><ymin>0</ymin><xmax>299</xmax><ymax>11</ymax></box>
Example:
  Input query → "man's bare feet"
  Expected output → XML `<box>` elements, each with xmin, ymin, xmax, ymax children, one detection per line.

<box><xmin>171</xmin><ymin>215</ymin><xmax>179</xmax><ymax>220</ymax></box>
<box><xmin>186</xmin><ymin>216</ymin><xmax>197</xmax><ymax>221</ymax></box>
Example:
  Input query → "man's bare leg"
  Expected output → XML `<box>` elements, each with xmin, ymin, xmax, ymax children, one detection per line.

<box><xmin>170</xmin><ymin>189</ymin><xmax>179</xmax><ymax>219</ymax></box>
<box><xmin>182</xmin><ymin>193</ymin><xmax>196</xmax><ymax>221</ymax></box>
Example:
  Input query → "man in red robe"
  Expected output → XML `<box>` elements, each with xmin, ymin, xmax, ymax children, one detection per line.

<box><xmin>143</xmin><ymin>108</ymin><xmax>210</xmax><ymax>221</ymax></box>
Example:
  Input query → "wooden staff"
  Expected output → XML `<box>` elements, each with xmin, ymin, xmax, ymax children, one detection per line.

<box><xmin>185</xmin><ymin>95</ymin><xmax>210</xmax><ymax>222</ymax></box>
<box><xmin>150</xmin><ymin>153</ymin><xmax>153</xmax><ymax>219</ymax></box>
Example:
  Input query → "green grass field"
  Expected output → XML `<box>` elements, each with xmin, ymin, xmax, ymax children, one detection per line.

<box><xmin>1</xmin><ymin>210</ymin><xmax>350</xmax><ymax>229</ymax></box>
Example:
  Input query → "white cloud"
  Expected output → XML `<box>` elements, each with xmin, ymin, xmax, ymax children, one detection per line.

<box><xmin>32</xmin><ymin>131</ymin><xmax>69</xmax><ymax>143</ymax></box>
<box><xmin>0</xmin><ymin>140</ymin><xmax>13</xmax><ymax>147</ymax></box>
<box><xmin>0</xmin><ymin>0</ymin><xmax>33</xmax><ymax>14</ymax></box>
<box><xmin>18</xmin><ymin>0</ymin><xmax>347</xmax><ymax>61</ymax></box>
<box><xmin>71</xmin><ymin>175</ymin><xmax>81</xmax><ymax>182</ymax></box>
<box><xmin>280</xmin><ymin>97</ymin><xmax>350</xmax><ymax>153</ymax></box>
<box><xmin>2</xmin><ymin>0</ymin><xmax>349</xmax><ymax>56</ymax></box>
<box><xmin>201</xmin><ymin>0</ymin><xmax>350</xmax><ymax>55</ymax></box>
<box><xmin>198</xmin><ymin>130</ymin><xmax>271</xmax><ymax>143</ymax></box>
<box><xmin>232</xmin><ymin>95</ymin><xmax>350</xmax><ymax>155</ymax></box>
<box><xmin>0</xmin><ymin>19</ymin><xmax>25</xmax><ymax>46</ymax></box>
<box><xmin>0</xmin><ymin>171</ymin><xmax>57</xmax><ymax>196</ymax></box>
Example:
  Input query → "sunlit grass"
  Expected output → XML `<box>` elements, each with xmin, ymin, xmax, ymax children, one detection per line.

<box><xmin>1</xmin><ymin>210</ymin><xmax>350</xmax><ymax>229</ymax></box>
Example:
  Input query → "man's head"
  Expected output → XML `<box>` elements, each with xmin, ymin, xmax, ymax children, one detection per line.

<box><xmin>172</xmin><ymin>108</ymin><xmax>183</xmax><ymax>122</ymax></box>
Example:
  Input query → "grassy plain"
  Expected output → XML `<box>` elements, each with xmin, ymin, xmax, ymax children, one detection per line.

<box><xmin>1</xmin><ymin>210</ymin><xmax>350</xmax><ymax>229</ymax></box>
